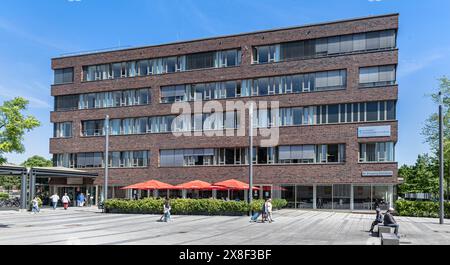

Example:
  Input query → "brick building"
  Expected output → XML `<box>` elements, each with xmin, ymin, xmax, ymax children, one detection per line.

<box><xmin>50</xmin><ymin>14</ymin><xmax>399</xmax><ymax>210</ymax></box>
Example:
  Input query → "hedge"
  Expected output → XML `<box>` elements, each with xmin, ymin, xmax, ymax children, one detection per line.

<box><xmin>104</xmin><ymin>198</ymin><xmax>287</xmax><ymax>216</ymax></box>
<box><xmin>0</xmin><ymin>192</ymin><xmax>8</xmax><ymax>200</ymax></box>
<box><xmin>395</xmin><ymin>200</ymin><xmax>450</xmax><ymax>219</ymax></box>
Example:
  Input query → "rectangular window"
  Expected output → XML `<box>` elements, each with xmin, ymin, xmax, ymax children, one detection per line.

<box><xmin>55</xmin><ymin>95</ymin><xmax>78</xmax><ymax>111</ymax></box>
<box><xmin>366</xmin><ymin>102</ymin><xmax>379</xmax><ymax>121</ymax></box>
<box><xmin>81</xmin><ymin>120</ymin><xmax>104</xmax><ymax>136</ymax></box>
<box><xmin>359</xmin><ymin>65</ymin><xmax>396</xmax><ymax>87</ymax></box>
<box><xmin>54</xmin><ymin>68</ymin><xmax>74</xmax><ymax>85</ymax></box>
<box><xmin>186</xmin><ymin>51</ymin><xmax>215</xmax><ymax>70</ymax></box>
<box><xmin>53</xmin><ymin>122</ymin><xmax>72</xmax><ymax>138</ymax></box>
<box><xmin>359</xmin><ymin>142</ymin><xmax>395</xmax><ymax>162</ymax></box>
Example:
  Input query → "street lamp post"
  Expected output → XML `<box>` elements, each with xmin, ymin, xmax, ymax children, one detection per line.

<box><xmin>248</xmin><ymin>103</ymin><xmax>254</xmax><ymax>206</ymax></box>
<box><xmin>103</xmin><ymin>115</ymin><xmax>110</xmax><ymax>204</ymax></box>
<box><xmin>439</xmin><ymin>92</ymin><xmax>445</xmax><ymax>224</ymax></box>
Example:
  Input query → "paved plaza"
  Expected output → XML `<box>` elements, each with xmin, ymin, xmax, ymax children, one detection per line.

<box><xmin>0</xmin><ymin>207</ymin><xmax>449</xmax><ymax>245</ymax></box>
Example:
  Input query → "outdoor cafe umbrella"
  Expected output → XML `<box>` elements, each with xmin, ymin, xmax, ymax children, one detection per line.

<box><xmin>213</xmin><ymin>179</ymin><xmax>260</xmax><ymax>190</ymax></box>
<box><xmin>135</xmin><ymin>180</ymin><xmax>176</xmax><ymax>190</ymax></box>
<box><xmin>120</xmin><ymin>182</ymin><xmax>148</xmax><ymax>190</ymax></box>
<box><xmin>174</xmin><ymin>180</ymin><xmax>213</xmax><ymax>190</ymax></box>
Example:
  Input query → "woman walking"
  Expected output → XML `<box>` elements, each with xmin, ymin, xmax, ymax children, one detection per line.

<box><xmin>161</xmin><ymin>198</ymin><xmax>171</xmax><ymax>222</ymax></box>
<box><xmin>31</xmin><ymin>196</ymin><xmax>40</xmax><ymax>214</ymax></box>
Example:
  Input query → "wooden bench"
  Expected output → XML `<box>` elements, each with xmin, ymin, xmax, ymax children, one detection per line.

<box><xmin>377</xmin><ymin>225</ymin><xmax>393</xmax><ymax>237</ymax></box>
<box><xmin>381</xmin><ymin>233</ymin><xmax>399</xmax><ymax>245</ymax></box>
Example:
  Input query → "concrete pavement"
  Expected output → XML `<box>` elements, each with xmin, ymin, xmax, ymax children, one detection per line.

<box><xmin>0</xmin><ymin>207</ymin><xmax>449</xmax><ymax>245</ymax></box>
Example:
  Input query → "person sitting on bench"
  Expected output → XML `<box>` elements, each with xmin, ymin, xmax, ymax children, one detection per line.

<box><xmin>383</xmin><ymin>207</ymin><xmax>399</xmax><ymax>236</ymax></box>
<box><xmin>369</xmin><ymin>206</ymin><xmax>383</xmax><ymax>233</ymax></box>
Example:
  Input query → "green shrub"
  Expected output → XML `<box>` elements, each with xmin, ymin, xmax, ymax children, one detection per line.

<box><xmin>0</xmin><ymin>192</ymin><xmax>8</xmax><ymax>200</ymax></box>
<box><xmin>395</xmin><ymin>200</ymin><xmax>450</xmax><ymax>218</ymax></box>
<box><xmin>104</xmin><ymin>198</ymin><xmax>288</xmax><ymax>216</ymax></box>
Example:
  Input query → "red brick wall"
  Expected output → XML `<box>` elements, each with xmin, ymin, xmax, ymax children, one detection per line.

<box><xmin>49</xmin><ymin>14</ymin><xmax>399</xmax><ymax>187</ymax></box>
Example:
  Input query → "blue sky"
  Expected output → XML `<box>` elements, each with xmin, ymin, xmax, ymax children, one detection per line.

<box><xmin>0</xmin><ymin>0</ymin><xmax>449</xmax><ymax>166</ymax></box>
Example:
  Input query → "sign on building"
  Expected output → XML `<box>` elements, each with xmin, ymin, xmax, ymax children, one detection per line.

<box><xmin>362</xmin><ymin>171</ymin><xmax>393</xmax><ymax>177</ymax></box>
<box><xmin>358</xmin><ymin>126</ymin><xmax>391</xmax><ymax>138</ymax></box>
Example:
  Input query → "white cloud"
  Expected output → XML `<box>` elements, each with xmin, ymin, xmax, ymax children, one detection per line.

<box><xmin>0</xmin><ymin>84</ymin><xmax>51</xmax><ymax>109</ymax></box>
<box><xmin>398</xmin><ymin>51</ymin><xmax>448</xmax><ymax>78</ymax></box>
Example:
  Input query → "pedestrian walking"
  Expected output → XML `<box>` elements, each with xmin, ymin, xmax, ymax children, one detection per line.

<box><xmin>50</xmin><ymin>193</ymin><xmax>60</xmax><ymax>210</ymax></box>
<box><xmin>261</xmin><ymin>199</ymin><xmax>268</xmax><ymax>223</ymax></box>
<box><xmin>78</xmin><ymin>193</ymin><xmax>85</xmax><ymax>207</ymax></box>
<box><xmin>162</xmin><ymin>198</ymin><xmax>171</xmax><ymax>222</ymax></box>
<box><xmin>266</xmin><ymin>198</ymin><xmax>274</xmax><ymax>223</ymax></box>
<box><xmin>31</xmin><ymin>196</ymin><xmax>40</xmax><ymax>214</ymax></box>
<box><xmin>62</xmin><ymin>193</ymin><xmax>70</xmax><ymax>210</ymax></box>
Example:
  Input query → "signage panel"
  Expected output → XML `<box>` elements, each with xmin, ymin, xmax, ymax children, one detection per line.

<box><xmin>358</xmin><ymin>126</ymin><xmax>391</xmax><ymax>138</ymax></box>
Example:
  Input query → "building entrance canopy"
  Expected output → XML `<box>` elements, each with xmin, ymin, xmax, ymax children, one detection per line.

<box><xmin>0</xmin><ymin>165</ymin><xmax>97</xmax><ymax>210</ymax></box>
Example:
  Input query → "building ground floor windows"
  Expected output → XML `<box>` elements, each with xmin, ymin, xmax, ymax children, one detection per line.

<box><xmin>42</xmin><ymin>181</ymin><xmax>394</xmax><ymax>212</ymax></box>
<box><xmin>272</xmin><ymin>184</ymin><xmax>394</xmax><ymax>211</ymax></box>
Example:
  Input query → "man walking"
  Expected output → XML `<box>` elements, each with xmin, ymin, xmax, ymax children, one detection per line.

<box><xmin>62</xmin><ymin>193</ymin><xmax>71</xmax><ymax>210</ymax></box>
<box><xmin>50</xmin><ymin>193</ymin><xmax>60</xmax><ymax>210</ymax></box>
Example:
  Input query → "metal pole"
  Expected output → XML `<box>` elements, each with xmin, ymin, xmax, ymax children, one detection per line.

<box><xmin>439</xmin><ymin>92</ymin><xmax>445</xmax><ymax>224</ymax></box>
<box><xmin>248</xmin><ymin>103</ymin><xmax>254</xmax><ymax>205</ymax></box>
<box><xmin>20</xmin><ymin>171</ymin><xmax>27</xmax><ymax>210</ymax></box>
<box><xmin>103</xmin><ymin>115</ymin><xmax>110</xmax><ymax>203</ymax></box>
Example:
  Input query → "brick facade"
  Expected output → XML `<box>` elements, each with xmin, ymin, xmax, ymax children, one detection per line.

<box><xmin>50</xmin><ymin>14</ymin><xmax>399</xmax><ymax>189</ymax></box>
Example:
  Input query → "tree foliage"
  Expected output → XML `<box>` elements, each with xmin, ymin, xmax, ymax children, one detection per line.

<box><xmin>0</xmin><ymin>97</ymin><xmax>40</xmax><ymax>165</ymax></box>
<box><xmin>398</xmin><ymin>154</ymin><xmax>440</xmax><ymax>195</ymax></box>
<box><xmin>421</xmin><ymin>77</ymin><xmax>450</xmax><ymax>152</ymax></box>
<box><xmin>21</xmin><ymin>155</ymin><xmax>52</xmax><ymax>168</ymax></box>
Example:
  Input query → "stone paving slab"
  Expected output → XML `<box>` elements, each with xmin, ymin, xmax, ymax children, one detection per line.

<box><xmin>0</xmin><ymin>207</ymin><xmax>449</xmax><ymax>245</ymax></box>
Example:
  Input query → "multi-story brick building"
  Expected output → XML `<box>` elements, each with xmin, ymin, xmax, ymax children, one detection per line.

<box><xmin>50</xmin><ymin>14</ymin><xmax>399</xmax><ymax>210</ymax></box>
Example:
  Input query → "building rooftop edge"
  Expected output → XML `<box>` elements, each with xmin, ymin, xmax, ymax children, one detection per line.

<box><xmin>52</xmin><ymin>13</ymin><xmax>399</xmax><ymax>61</ymax></box>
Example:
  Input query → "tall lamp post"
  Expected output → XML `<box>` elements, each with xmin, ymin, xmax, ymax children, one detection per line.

<box><xmin>103</xmin><ymin>115</ymin><xmax>110</xmax><ymax>203</ymax></box>
<box><xmin>248</xmin><ymin>103</ymin><xmax>254</xmax><ymax>206</ymax></box>
<box><xmin>439</xmin><ymin>92</ymin><xmax>445</xmax><ymax>224</ymax></box>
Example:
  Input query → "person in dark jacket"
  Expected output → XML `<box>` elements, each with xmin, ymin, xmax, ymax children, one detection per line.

<box><xmin>369</xmin><ymin>207</ymin><xmax>383</xmax><ymax>233</ymax></box>
<box><xmin>383</xmin><ymin>207</ymin><xmax>399</xmax><ymax>235</ymax></box>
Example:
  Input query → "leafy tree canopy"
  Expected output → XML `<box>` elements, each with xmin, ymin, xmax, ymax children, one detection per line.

<box><xmin>0</xmin><ymin>97</ymin><xmax>40</xmax><ymax>165</ymax></box>
<box><xmin>21</xmin><ymin>155</ymin><xmax>52</xmax><ymax>168</ymax></box>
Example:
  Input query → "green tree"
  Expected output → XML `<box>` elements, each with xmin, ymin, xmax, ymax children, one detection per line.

<box><xmin>21</xmin><ymin>155</ymin><xmax>52</xmax><ymax>168</ymax></box>
<box><xmin>0</xmin><ymin>97</ymin><xmax>40</xmax><ymax>165</ymax></box>
<box><xmin>399</xmin><ymin>154</ymin><xmax>440</xmax><ymax>196</ymax></box>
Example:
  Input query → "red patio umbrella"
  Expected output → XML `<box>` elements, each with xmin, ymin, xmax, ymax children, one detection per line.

<box><xmin>174</xmin><ymin>180</ymin><xmax>213</xmax><ymax>190</ymax></box>
<box><xmin>136</xmin><ymin>180</ymin><xmax>176</xmax><ymax>190</ymax></box>
<box><xmin>120</xmin><ymin>182</ymin><xmax>148</xmax><ymax>190</ymax></box>
<box><xmin>213</xmin><ymin>179</ymin><xmax>260</xmax><ymax>190</ymax></box>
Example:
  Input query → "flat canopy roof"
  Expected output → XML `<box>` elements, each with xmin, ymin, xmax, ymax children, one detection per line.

<box><xmin>0</xmin><ymin>165</ymin><xmax>97</xmax><ymax>178</ymax></box>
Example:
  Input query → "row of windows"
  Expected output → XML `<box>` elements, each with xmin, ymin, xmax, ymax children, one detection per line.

<box><xmin>253</xmin><ymin>30</ymin><xmax>396</xmax><ymax>64</ymax></box>
<box><xmin>53</xmin><ymin>65</ymin><xmax>395</xmax><ymax>112</ymax></box>
<box><xmin>54</xmin><ymin>88</ymin><xmax>150</xmax><ymax>111</ymax></box>
<box><xmin>254</xmin><ymin>100</ymin><xmax>396</xmax><ymax>127</ymax></box>
<box><xmin>160</xmin><ymin>144</ymin><xmax>348</xmax><ymax>167</ymax></box>
<box><xmin>53</xmin><ymin>151</ymin><xmax>149</xmax><ymax>168</ymax></box>
<box><xmin>81</xmin><ymin>49</ymin><xmax>241</xmax><ymax>82</ymax></box>
<box><xmin>53</xmin><ymin>100</ymin><xmax>396</xmax><ymax>138</ymax></box>
<box><xmin>80</xmin><ymin>112</ymin><xmax>240</xmax><ymax>137</ymax></box>
<box><xmin>160</xmin><ymin>69</ymin><xmax>347</xmax><ymax>103</ymax></box>
<box><xmin>52</xmin><ymin>142</ymin><xmax>395</xmax><ymax>169</ymax></box>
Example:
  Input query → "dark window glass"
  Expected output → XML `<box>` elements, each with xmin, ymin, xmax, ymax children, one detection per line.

<box><xmin>359</xmin><ymin>103</ymin><xmax>366</xmax><ymax>122</ymax></box>
<box><xmin>54</xmin><ymin>68</ymin><xmax>74</xmax><ymax>85</ymax></box>
<box><xmin>340</xmin><ymin>104</ymin><xmax>346</xmax><ymax>123</ymax></box>
<box><xmin>55</xmin><ymin>95</ymin><xmax>78</xmax><ymax>111</ymax></box>
<box><xmin>225</xmin><ymin>81</ymin><xmax>236</xmax><ymax>98</ymax></box>
<box><xmin>328</xmin><ymin>104</ymin><xmax>339</xmax><ymax>123</ymax></box>
<box><xmin>258</xmin><ymin>78</ymin><xmax>269</xmax><ymax>96</ymax></box>
<box><xmin>346</xmin><ymin>104</ymin><xmax>352</xmax><ymax>122</ymax></box>
<box><xmin>379</xmin><ymin>101</ymin><xmax>386</xmax><ymax>121</ymax></box>
<box><xmin>387</xmin><ymin>101</ymin><xmax>396</xmax><ymax>120</ymax></box>
<box><xmin>257</xmin><ymin>147</ymin><xmax>268</xmax><ymax>164</ymax></box>
<box><xmin>353</xmin><ymin>103</ymin><xmax>359</xmax><ymax>122</ymax></box>
<box><xmin>281</xmin><ymin>41</ymin><xmax>304</xmax><ymax>60</ymax></box>
<box><xmin>366</xmin><ymin>102</ymin><xmax>378</xmax><ymax>121</ymax></box>
<box><xmin>256</xmin><ymin>46</ymin><xmax>269</xmax><ymax>63</ymax></box>
<box><xmin>366</xmin><ymin>32</ymin><xmax>380</xmax><ymax>50</ymax></box>
<box><xmin>225</xmin><ymin>149</ymin><xmax>235</xmax><ymax>165</ymax></box>
<box><xmin>186</xmin><ymin>52</ymin><xmax>215</xmax><ymax>70</ymax></box>
<box><xmin>327</xmin><ymin>144</ymin><xmax>339</xmax><ymax>163</ymax></box>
